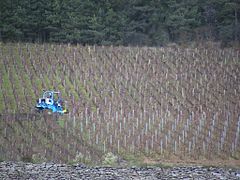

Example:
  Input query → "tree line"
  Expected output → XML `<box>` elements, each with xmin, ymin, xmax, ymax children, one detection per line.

<box><xmin>1</xmin><ymin>0</ymin><xmax>239</xmax><ymax>46</ymax></box>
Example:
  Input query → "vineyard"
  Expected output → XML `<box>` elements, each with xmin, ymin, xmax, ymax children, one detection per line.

<box><xmin>0</xmin><ymin>43</ymin><xmax>239</xmax><ymax>164</ymax></box>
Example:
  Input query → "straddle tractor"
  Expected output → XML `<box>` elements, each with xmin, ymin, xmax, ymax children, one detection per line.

<box><xmin>35</xmin><ymin>90</ymin><xmax>69</xmax><ymax>114</ymax></box>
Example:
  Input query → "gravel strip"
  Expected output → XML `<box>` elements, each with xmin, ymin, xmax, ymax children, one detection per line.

<box><xmin>0</xmin><ymin>161</ymin><xmax>239</xmax><ymax>179</ymax></box>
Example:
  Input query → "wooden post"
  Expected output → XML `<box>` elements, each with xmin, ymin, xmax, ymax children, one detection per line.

<box><xmin>160</xmin><ymin>139</ymin><xmax>163</xmax><ymax>154</ymax></box>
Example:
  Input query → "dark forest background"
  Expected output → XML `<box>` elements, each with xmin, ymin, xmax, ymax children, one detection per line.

<box><xmin>1</xmin><ymin>0</ymin><xmax>239</xmax><ymax>46</ymax></box>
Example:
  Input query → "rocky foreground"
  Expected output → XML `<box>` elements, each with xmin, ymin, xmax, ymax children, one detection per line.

<box><xmin>0</xmin><ymin>161</ymin><xmax>240</xmax><ymax>179</ymax></box>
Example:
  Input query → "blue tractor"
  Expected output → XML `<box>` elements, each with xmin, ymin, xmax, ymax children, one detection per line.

<box><xmin>35</xmin><ymin>90</ymin><xmax>68</xmax><ymax>114</ymax></box>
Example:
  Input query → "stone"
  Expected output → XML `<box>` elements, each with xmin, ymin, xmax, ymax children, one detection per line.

<box><xmin>0</xmin><ymin>161</ymin><xmax>240</xmax><ymax>179</ymax></box>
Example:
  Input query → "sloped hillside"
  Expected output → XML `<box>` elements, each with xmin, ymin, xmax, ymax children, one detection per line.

<box><xmin>0</xmin><ymin>43</ymin><xmax>239</xmax><ymax>164</ymax></box>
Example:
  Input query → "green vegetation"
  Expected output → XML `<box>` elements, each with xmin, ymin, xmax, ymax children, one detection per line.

<box><xmin>0</xmin><ymin>88</ymin><xmax>4</xmax><ymax>112</ymax></box>
<box><xmin>70</xmin><ymin>151</ymin><xmax>92</xmax><ymax>165</ymax></box>
<box><xmin>2</xmin><ymin>68</ymin><xmax>16</xmax><ymax>110</ymax></box>
<box><xmin>31</xmin><ymin>153</ymin><xmax>47</xmax><ymax>163</ymax></box>
<box><xmin>120</xmin><ymin>153</ymin><xmax>144</xmax><ymax>167</ymax></box>
<box><xmin>1</xmin><ymin>0</ymin><xmax>239</xmax><ymax>46</ymax></box>
<box><xmin>0</xmin><ymin>43</ymin><xmax>239</xmax><ymax>166</ymax></box>
<box><xmin>15</xmin><ymin>51</ymin><xmax>35</xmax><ymax>100</ymax></box>
<box><xmin>64</xmin><ymin>76</ymin><xmax>79</xmax><ymax>100</ymax></box>
<box><xmin>57</xmin><ymin>119</ymin><xmax>65</xmax><ymax>128</ymax></box>
<box><xmin>102</xmin><ymin>152</ymin><xmax>118</xmax><ymax>166</ymax></box>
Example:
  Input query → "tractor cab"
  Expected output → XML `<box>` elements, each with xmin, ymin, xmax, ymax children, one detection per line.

<box><xmin>42</xmin><ymin>91</ymin><xmax>54</xmax><ymax>105</ymax></box>
<box><xmin>36</xmin><ymin>90</ymin><xmax>68</xmax><ymax>114</ymax></box>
